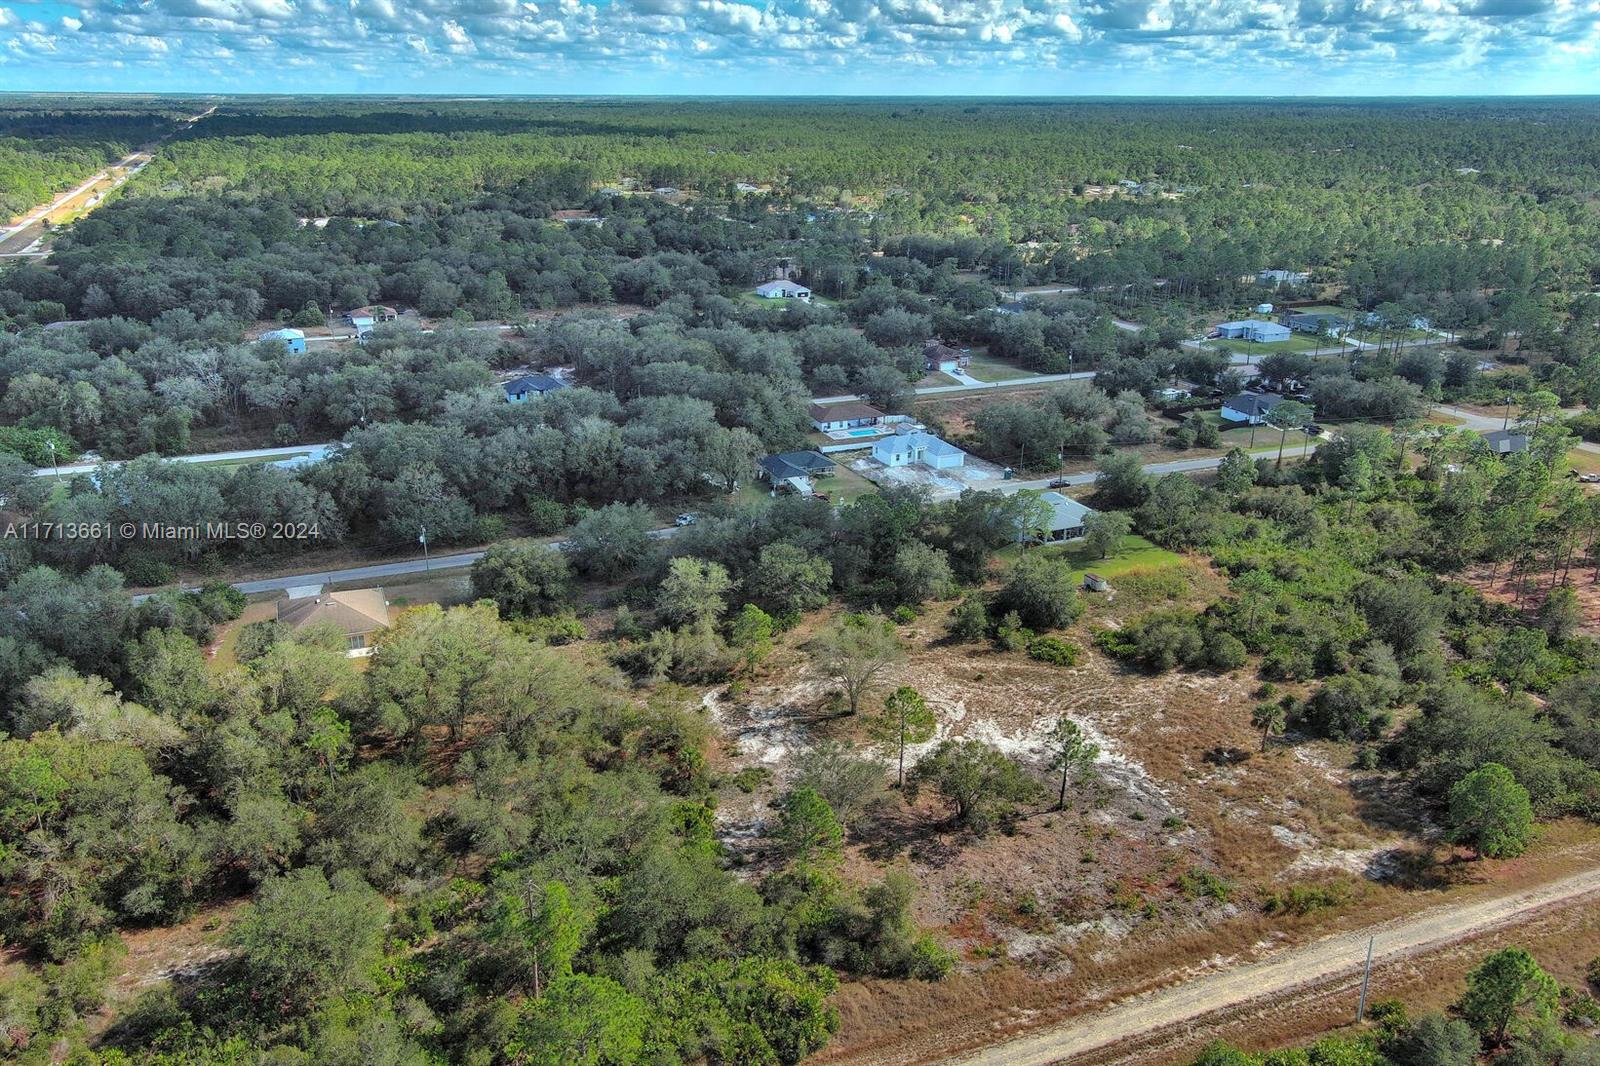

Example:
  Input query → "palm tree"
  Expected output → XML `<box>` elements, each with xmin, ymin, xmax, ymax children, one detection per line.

<box><xmin>1251</xmin><ymin>702</ymin><xmax>1287</xmax><ymax>752</ymax></box>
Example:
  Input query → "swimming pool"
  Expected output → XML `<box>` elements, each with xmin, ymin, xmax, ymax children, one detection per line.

<box><xmin>845</xmin><ymin>428</ymin><xmax>879</xmax><ymax>437</ymax></box>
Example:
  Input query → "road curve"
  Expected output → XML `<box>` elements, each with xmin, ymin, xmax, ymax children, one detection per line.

<box><xmin>952</xmin><ymin>865</ymin><xmax>1600</xmax><ymax>1066</ymax></box>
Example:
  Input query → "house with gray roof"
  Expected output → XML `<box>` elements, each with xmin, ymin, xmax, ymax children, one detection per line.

<box><xmin>1481</xmin><ymin>429</ymin><xmax>1530</xmax><ymax>455</ymax></box>
<box><xmin>503</xmin><ymin>374</ymin><xmax>568</xmax><ymax>402</ymax></box>
<box><xmin>1221</xmin><ymin>391</ymin><xmax>1286</xmax><ymax>425</ymax></box>
<box><xmin>871</xmin><ymin>430</ymin><xmax>964</xmax><ymax>470</ymax></box>
<box><xmin>759</xmin><ymin>451</ymin><xmax>836</xmax><ymax>494</ymax></box>
<box><xmin>1021</xmin><ymin>491</ymin><xmax>1097</xmax><ymax>543</ymax></box>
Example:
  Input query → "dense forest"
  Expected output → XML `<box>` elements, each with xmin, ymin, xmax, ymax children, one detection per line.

<box><xmin>1</xmin><ymin>96</ymin><xmax>1599</xmax><ymax>1064</ymax></box>
<box><xmin>0</xmin><ymin>102</ymin><xmax>195</xmax><ymax>221</ymax></box>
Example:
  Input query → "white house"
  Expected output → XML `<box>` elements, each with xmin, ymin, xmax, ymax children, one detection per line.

<box><xmin>754</xmin><ymin>279</ymin><xmax>811</xmax><ymax>301</ymax></box>
<box><xmin>259</xmin><ymin>327</ymin><xmax>306</xmax><ymax>354</ymax></box>
<box><xmin>1258</xmin><ymin>269</ymin><xmax>1309</xmax><ymax>286</ymax></box>
<box><xmin>808</xmin><ymin>401</ymin><xmax>884</xmax><ymax>433</ymax></box>
<box><xmin>1216</xmin><ymin>319</ymin><xmax>1291</xmax><ymax>343</ymax></box>
<box><xmin>1024</xmin><ymin>491</ymin><xmax>1096</xmax><ymax>543</ymax></box>
<box><xmin>871</xmin><ymin>430</ymin><xmax>965</xmax><ymax>470</ymax></box>
<box><xmin>1221</xmin><ymin>391</ymin><xmax>1286</xmax><ymax>425</ymax></box>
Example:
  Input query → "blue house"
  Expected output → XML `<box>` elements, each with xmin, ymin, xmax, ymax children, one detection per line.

<box><xmin>259</xmin><ymin>327</ymin><xmax>306</xmax><ymax>354</ymax></box>
<box><xmin>503</xmin><ymin>374</ymin><xmax>568</xmax><ymax>403</ymax></box>
<box><xmin>1216</xmin><ymin>319</ymin><xmax>1291</xmax><ymax>343</ymax></box>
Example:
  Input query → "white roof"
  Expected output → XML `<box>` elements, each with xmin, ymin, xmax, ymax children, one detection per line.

<box><xmin>261</xmin><ymin>327</ymin><xmax>305</xmax><ymax>340</ymax></box>
<box><xmin>873</xmin><ymin>431</ymin><xmax>963</xmax><ymax>458</ymax></box>
<box><xmin>1037</xmin><ymin>491</ymin><xmax>1095</xmax><ymax>531</ymax></box>
<box><xmin>756</xmin><ymin>279</ymin><xmax>809</xmax><ymax>296</ymax></box>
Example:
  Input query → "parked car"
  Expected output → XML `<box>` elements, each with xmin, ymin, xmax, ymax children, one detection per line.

<box><xmin>1047</xmin><ymin>477</ymin><xmax>1073</xmax><ymax>488</ymax></box>
<box><xmin>1305</xmin><ymin>423</ymin><xmax>1324</xmax><ymax>436</ymax></box>
<box><xmin>674</xmin><ymin>512</ymin><xmax>698</xmax><ymax>526</ymax></box>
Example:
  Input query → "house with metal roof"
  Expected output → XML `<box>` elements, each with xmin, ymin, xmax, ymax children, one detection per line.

<box><xmin>1221</xmin><ymin>392</ymin><xmax>1286</xmax><ymax>425</ymax></box>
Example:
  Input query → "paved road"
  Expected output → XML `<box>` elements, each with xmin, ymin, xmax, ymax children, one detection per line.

<box><xmin>218</xmin><ymin>526</ymin><xmax>683</xmax><ymax>597</ymax></box>
<box><xmin>302</xmin><ymin>322</ymin><xmax>515</xmax><ymax>344</ymax></box>
<box><xmin>209</xmin><ymin>446</ymin><xmax>1301</xmax><ymax>598</ymax></box>
<box><xmin>35</xmin><ymin>443</ymin><xmax>335</xmax><ymax>479</ymax></box>
<box><xmin>953</xmin><ymin>864</ymin><xmax>1600</xmax><ymax>1066</ymax></box>
<box><xmin>813</xmin><ymin>355</ymin><xmax>1260</xmax><ymax>406</ymax></box>
<box><xmin>0</xmin><ymin>106</ymin><xmax>214</xmax><ymax>255</ymax></box>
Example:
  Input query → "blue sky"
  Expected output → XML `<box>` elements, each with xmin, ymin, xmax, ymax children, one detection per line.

<box><xmin>0</xmin><ymin>0</ymin><xmax>1596</xmax><ymax>94</ymax></box>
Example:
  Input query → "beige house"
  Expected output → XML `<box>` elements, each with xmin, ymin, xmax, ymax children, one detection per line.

<box><xmin>276</xmin><ymin>587</ymin><xmax>392</xmax><ymax>657</ymax></box>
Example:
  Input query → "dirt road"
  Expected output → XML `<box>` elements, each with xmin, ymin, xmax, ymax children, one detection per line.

<box><xmin>952</xmin><ymin>865</ymin><xmax>1600</xmax><ymax>1066</ymax></box>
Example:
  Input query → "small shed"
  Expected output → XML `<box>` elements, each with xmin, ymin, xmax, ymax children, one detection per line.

<box><xmin>1084</xmin><ymin>573</ymin><xmax>1111</xmax><ymax>593</ymax></box>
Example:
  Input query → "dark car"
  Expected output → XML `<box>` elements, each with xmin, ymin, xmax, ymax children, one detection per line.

<box><xmin>1304</xmin><ymin>423</ymin><xmax>1324</xmax><ymax>436</ymax></box>
<box><xmin>1047</xmin><ymin>477</ymin><xmax>1073</xmax><ymax>488</ymax></box>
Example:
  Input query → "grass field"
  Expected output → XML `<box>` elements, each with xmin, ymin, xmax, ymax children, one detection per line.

<box><xmin>962</xmin><ymin>356</ymin><xmax>1036</xmax><ymax>382</ymax></box>
<box><xmin>996</xmin><ymin>533</ymin><xmax>1182</xmax><ymax>576</ymax></box>
<box><xmin>1203</xmin><ymin>334</ymin><xmax>1353</xmax><ymax>357</ymax></box>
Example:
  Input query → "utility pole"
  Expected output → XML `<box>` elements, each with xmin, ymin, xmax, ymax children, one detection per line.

<box><xmin>1356</xmin><ymin>936</ymin><xmax>1375</xmax><ymax>1023</ymax></box>
<box><xmin>46</xmin><ymin>439</ymin><xmax>59</xmax><ymax>480</ymax></box>
<box><xmin>419</xmin><ymin>525</ymin><xmax>430</xmax><ymax>572</ymax></box>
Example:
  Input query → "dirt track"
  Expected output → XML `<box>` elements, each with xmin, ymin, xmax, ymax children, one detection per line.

<box><xmin>951</xmin><ymin>865</ymin><xmax>1600</xmax><ymax>1066</ymax></box>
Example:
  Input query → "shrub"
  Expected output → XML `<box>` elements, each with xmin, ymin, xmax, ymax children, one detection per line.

<box><xmin>1176</xmin><ymin>868</ymin><xmax>1232</xmax><ymax>903</ymax></box>
<box><xmin>0</xmin><ymin>425</ymin><xmax>79</xmax><ymax>466</ymax></box>
<box><xmin>1026</xmin><ymin>636</ymin><xmax>1079</xmax><ymax>667</ymax></box>
<box><xmin>1263</xmin><ymin>881</ymin><xmax>1352</xmax><ymax>916</ymax></box>
<box><xmin>890</xmin><ymin>605</ymin><xmax>917</xmax><ymax>625</ymax></box>
<box><xmin>947</xmin><ymin>595</ymin><xmax>989</xmax><ymax>642</ymax></box>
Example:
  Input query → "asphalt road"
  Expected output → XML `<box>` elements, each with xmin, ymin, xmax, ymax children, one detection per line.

<box><xmin>223</xmin><ymin>526</ymin><xmax>683</xmax><ymax>597</ymax></box>
<box><xmin>952</xmin><ymin>864</ymin><xmax>1600</xmax><ymax>1066</ymax></box>
<box><xmin>194</xmin><ymin>447</ymin><xmax>1295</xmax><ymax>597</ymax></box>
<box><xmin>35</xmin><ymin>443</ymin><xmax>335</xmax><ymax>479</ymax></box>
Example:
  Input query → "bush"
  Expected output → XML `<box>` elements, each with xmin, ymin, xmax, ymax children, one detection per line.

<box><xmin>1263</xmin><ymin>880</ymin><xmax>1352</xmax><ymax>916</ymax></box>
<box><xmin>1176</xmin><ymin>868</ymin><xmax>1232</xmax><ymax>903</ymax></box>
<box><xmin>1026</xmin><ymin>635</ymin><xmax>1079</xmax><ymax>667</ymax></box>
<box><xmin>947</xmin><ymin>595</ymin><xmax>989</xmax><ymax>642</ymax></box>
<box><xmin>0</xmin><ymin>425</ymin><xmax>79</xmax><ymax>466</ymax></box>
<box><xmin>993</xmin><ymin>555</ymin><xmax>1082</xmax><ymax>631</ymax></box>
<box><xmin>890</xmin><ymin>605</ymin><xmax>917</xmax><ymax>625</ymax></box>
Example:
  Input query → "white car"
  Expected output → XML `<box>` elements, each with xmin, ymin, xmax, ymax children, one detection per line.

<box><xmin>674</xmin><ymin>512</ymin><xmax>698</xmax><ymax>526</ymax></box>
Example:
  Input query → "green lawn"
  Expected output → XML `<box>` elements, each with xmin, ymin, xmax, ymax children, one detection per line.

<box><xmin>1204</xmin><ymin>334</ymin><xmax>1353</xmax><ymax>357</ymax></box>
<box><xmin>732</xmin><ymin>462</ymin><xmax>876</xmax><ymax>509</ymax></box>
<box><xmin>962</xmin><ymin>356</ymin><xmax>1035</xmax><ymax>382</ymax></box>
<box><xmin>997</xmin><ymin>534</ymin><xmax>1182</xmax><ymax>578</ymax></box>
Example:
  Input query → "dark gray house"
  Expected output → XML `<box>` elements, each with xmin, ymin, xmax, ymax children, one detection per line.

<box><xmin>758</xmin><ymin>451</ymin><xmax>836</xmax><ymax>492</ymax></box>
<box><xmin>1482</xmin><ymin>429</ymin><xmax>1530</xmax><ymax>455</ymax></box>
<box><xmin>503</xmin><ymin>374</ymin><xmax>568</xmax><ymax>403</ymax></box>
<box><xmin>1221</xmin><ymin>391</ymin><xmax>1286</xmax><ymax>425</ymax></box>
<box><xmin>1281</xmin><ymin>310</ymin><xmax>1352</xmax><ymax>335</ymax></box>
